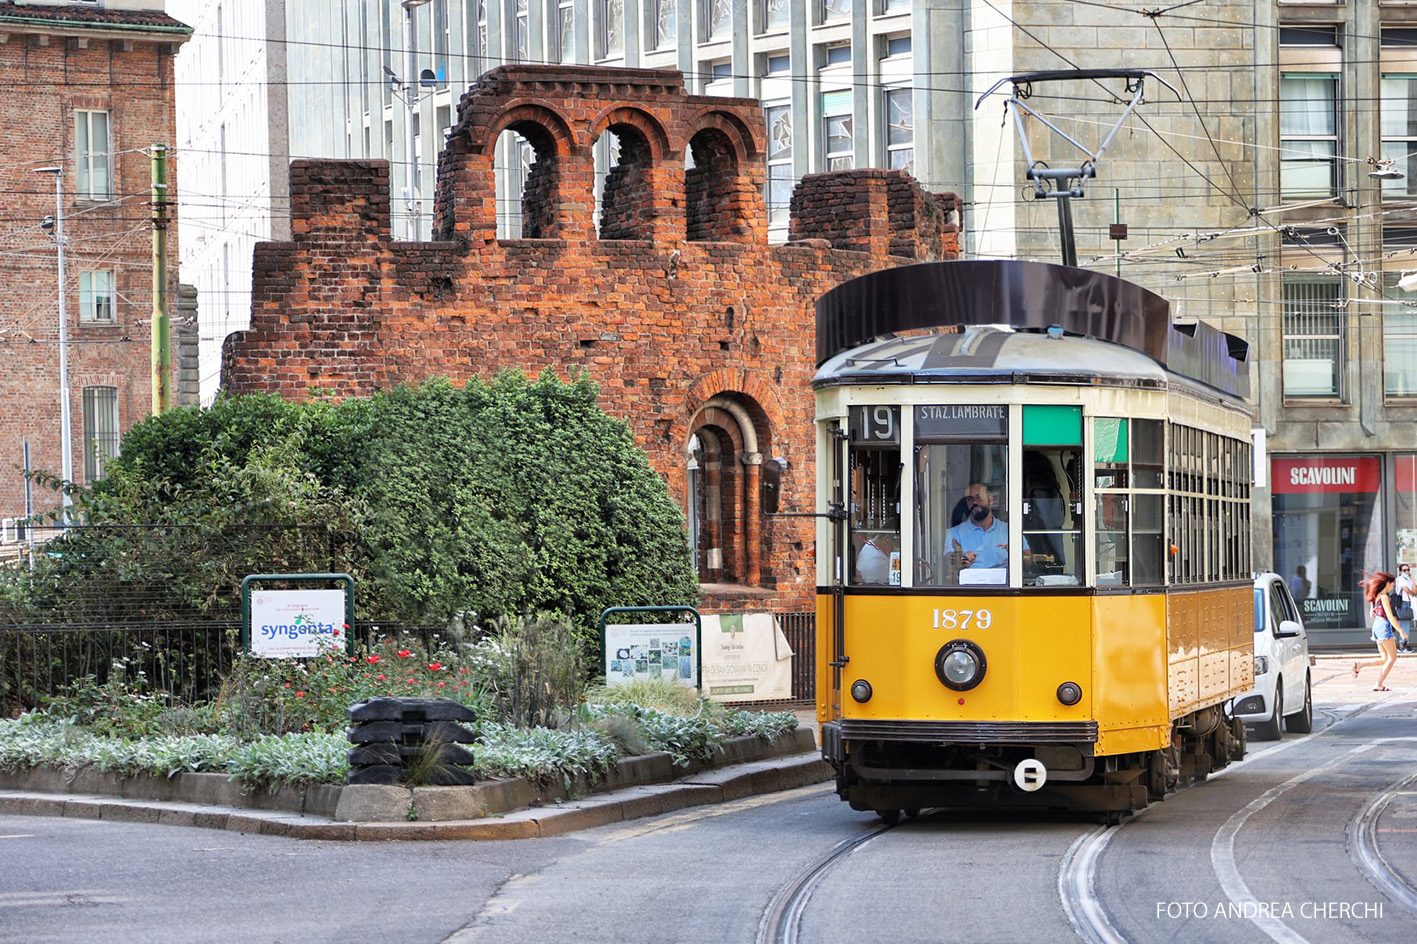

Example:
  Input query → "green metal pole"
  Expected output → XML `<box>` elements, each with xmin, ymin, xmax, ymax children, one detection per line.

<box><xmin>151</xmin><ymin>145</ymin><xmax>171</xmax><ymax>413</ymax></box>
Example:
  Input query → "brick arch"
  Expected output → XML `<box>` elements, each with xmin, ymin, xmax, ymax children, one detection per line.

<box><xmin>679</xmin><ymin>368</ymin><xmax>787</xmax><ymax>451</ymax></box>
<box><xmin>686</xmin><ymin>127</ymin><xmax>743</xmax><ymax>242</ymax></box>
<box><xmin>470</xmin><ymin>112</ymin><xmax>570</xmax><ymax>241</ymax></box>
<box><xmin>597</xmin><ymin>123</ymin><xmax>656</xmax><ymax>240</ymax></box>
<box><xmin>463</xmin><ymin>102</ymin><xmax>575</xmax><ymax>156</ymax></box>
<box><xmin>683</xmin><ymin>386</ymin><xmax>781</xmax><ymax>587</ymax></box>
<box><xmin>589</xmin><ymin>106</ymin><xmax>672</xmax><ymax>162</ymax></box>
<box><xmin>683</xmin><ymin>108</ymin><xmax>764</xmax><ymax>164</ymax></box>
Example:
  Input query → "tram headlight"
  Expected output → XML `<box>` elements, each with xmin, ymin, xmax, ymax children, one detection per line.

<box><xmin>934</xmin><ymin>640</ymin><xmax>986</xmax><ymax>691</ymax></box>
<box><xmin>1056</xmin><ymin>681</ymin><xmax>1083</xmax><ymax>706</ymax></box>
<box><xmin>850</xmin><ymin>679</ymin><xmax>873</xmax><ymax>703</ymax></box>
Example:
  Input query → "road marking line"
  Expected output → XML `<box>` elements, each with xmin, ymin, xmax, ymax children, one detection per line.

<box><xmin>1211</xmin><ymin>741</ymin><xmax>1376</xmax><ymax>944</ymax></box>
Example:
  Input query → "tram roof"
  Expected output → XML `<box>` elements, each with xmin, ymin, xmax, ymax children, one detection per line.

<box><xmin>815</xmin><ymin>260</ymin><xmax>1249</xmax><ymax>400</ymax></box>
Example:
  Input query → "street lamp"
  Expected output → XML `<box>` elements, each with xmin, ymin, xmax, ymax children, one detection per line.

<box><xmin>35</xmin><ymin>165</ymin><xmax>73</xmax><ymax>525</ymax></box>
<box><xmin>402</xmin><ymin>0</ymin><xmax>432</xmax><ymax>240</ymax></box>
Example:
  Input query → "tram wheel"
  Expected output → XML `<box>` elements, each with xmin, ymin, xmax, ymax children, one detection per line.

<box><xmin>877</xmin><ymin>809</ymin><xmax>902</xmax><ymax>826</ymax></box>
<box><xmin>904</xmin><ymin>808</ymin><xmax>921</xmax><ymax>820</ymax></box>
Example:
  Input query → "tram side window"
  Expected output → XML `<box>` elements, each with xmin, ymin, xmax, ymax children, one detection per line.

<box><xmin>913</xmin><ymin>404</ymin><xmax>1009</xmax><ymax>587</ymax></box>
<box><xmin>1131</xmin><ymin>419</ymin><xmax>1165</xmax><ymax>586</ymax></box>
<box><xmin>1022</xmin><ymin>405</ymin><xmax>1083</xmax><ymax>587</ymax></box>
<box><xmin>1094</xmin><ymin>417</ymin><xmax>1129</xmax><ymax>585</ymax></box>
<box><xmin>848</xmin><ymin>406</ymin><xmax>902</xmax><ymax>585</ymax></box>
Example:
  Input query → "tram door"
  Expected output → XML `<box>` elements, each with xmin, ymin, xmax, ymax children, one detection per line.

<box><xmin>827</xmin><ymin>420</ymin><xmax>847</xmax><ymax>717</ymax></box>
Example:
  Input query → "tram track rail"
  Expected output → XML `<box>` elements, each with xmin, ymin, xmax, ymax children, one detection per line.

<box><xmin>755</xmin><ymin>823</ymin><xmax>895</xmax><ymax>944</ymax></box>
<box><xmin>1349</xmin><ymin>764</ymin><xmax>1417</xmax><ymax>916</ymax></box>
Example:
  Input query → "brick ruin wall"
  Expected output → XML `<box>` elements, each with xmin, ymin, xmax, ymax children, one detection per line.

<box><xmin>221</xmin><ymin>65</ymin><xmax>960</xmax><ymax>612</ymax></box>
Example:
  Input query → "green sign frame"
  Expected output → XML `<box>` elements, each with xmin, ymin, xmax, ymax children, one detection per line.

<box><xmin>241</xmin><ymin>573</ymin><xmax>355</xmax><ymax>657</ymax></box>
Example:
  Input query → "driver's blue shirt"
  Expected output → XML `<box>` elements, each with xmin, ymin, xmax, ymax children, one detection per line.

<box><xmin>946</xmin><ymin>516</ymin><xmax>1015</xmax><ymax>569</ymax></box>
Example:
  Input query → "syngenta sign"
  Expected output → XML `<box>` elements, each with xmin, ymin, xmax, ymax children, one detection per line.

<box><xmin>250</xmin><ymin>588</ymin><xmax>347</xmax><ymax>658</ymax></box>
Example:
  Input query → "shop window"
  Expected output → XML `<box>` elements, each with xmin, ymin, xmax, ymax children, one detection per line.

<box><xmin>1272</xmin><ymin>456</ymin><xmax>1382</xmax><ymax>637</ymax></box>
<box><xmin>1282</xmin><ymin>277</ymin><xmax>1344</xmax><ymax>399</ymax></box>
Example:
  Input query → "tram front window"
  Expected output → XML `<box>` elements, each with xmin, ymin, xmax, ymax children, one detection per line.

<box><xmin>914</xmin><ymin>442</ymin><xmax>1010</xmax><ymax>586</ymax></box>
<box><xmin>1022</xmin><ymin>447</ymin><xmax>1083</xmax><ymax>586</ymax></box>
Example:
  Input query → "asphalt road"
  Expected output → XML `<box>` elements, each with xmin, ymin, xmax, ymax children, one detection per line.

<box><xmin>2</xmin><ymin>654</ymin><xmax>1414</xmax><ymax>944</ymax></box>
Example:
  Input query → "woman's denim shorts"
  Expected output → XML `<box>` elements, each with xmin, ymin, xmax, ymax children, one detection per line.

<box><xmin>1373</xmin><ymin>617</ymin><xmax>1398</xmax><ymax>642</ymax></box>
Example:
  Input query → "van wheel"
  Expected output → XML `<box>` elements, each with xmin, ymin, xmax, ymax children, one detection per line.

<box><xmin>1285</xmin><ymin>673</ymin><xmax>1313</xmax><ymax>734</ymax></box>
<box><xmin>1254</xmin><ymin>683</ymin><xmax>1283</xmax><ymax>741</ymax></box>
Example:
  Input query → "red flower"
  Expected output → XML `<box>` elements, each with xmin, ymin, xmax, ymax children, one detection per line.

<box><xmin>295</xmin><ymin>691</ymin><xmax>305</xmax><ymax>698</ymax></box>
<box><xmin>284</xmin><ymin>683</ymin><xmax>291</xmax><ymax>689</ymax></box>
<box><xmin>365</xmin><ymin>655</ymin><xmax>381</xmax><ymax>664</ymax></box>
<box><xmin>406</xmin><ymin>679</ymin><xmax>416</xmax><ymax>685</ymax></box>
<box><xmin>376</xmin><ymin>674</ymin><xmax>386</xmax><ymax>681</ymax></box>
<box><xmin>427</xmin><ymin>662</ymin><xmax>443</xmax><ymax>672</ymax></box>
<box><xmin>458</xmin><ymin>667</ymin><xmax>469</xmax><ymax>675</ymax></box>
<box><xmin>437</xmin><ymin>681</ymin><xmax>447</xmax><ymax>688</ymax></box>
<box><xmin>396</xmin><ymin>649</ymin><xmax>411</xmax><ymax>658</ymax></box>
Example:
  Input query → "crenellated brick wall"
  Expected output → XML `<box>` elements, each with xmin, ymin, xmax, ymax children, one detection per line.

<box><xmin>222</xmin><ymin>65</ymin><xmax>960</xmax><ymax>612</ymax></box>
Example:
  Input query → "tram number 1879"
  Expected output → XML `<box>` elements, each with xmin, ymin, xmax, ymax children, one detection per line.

<box><xmin>932</xmin><ymin>609</ymin><xmax>993</xmax><ymax>631</ymax></box>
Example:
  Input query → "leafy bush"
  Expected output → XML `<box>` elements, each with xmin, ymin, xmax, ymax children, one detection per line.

<box><xmin>473</xmin><ymin>722</ymin><xmax>620</xmax><ymax>789</ymax></box>
<box><xmin>13</xmin><ymin>373</ymin><xmax>697</xmax><ymax>676</ymax></box>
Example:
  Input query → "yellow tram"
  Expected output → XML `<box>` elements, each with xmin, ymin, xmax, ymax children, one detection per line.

<box><xmin>787</xmin><ymin>260</ymin><xmax>1255</xmax><ymax>819</ymax></box>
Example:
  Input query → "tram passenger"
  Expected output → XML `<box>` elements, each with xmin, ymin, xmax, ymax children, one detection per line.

<box><xmin>856</xmin><ymin>535</ymin><xmax>900</xmax><ymax>584</ymax></box>
<box><xmin>947</xmin><ymin>483</ymin><xmax>1029</xmax><ymax>570</ymax></box>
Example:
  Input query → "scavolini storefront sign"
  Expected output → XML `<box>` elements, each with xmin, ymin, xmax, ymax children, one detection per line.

<box><xmin>1271</xmin><ymin>457</ymin><xmax>1379</xmax><ymax>494</ymax></box>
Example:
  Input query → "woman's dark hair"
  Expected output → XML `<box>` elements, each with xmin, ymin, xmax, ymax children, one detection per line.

<box><xmin>1364</xmin><ymin>571</ymin><xmax>1396</xmax><ymax>603</ymax></box>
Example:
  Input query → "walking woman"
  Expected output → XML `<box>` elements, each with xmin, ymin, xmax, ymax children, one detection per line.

<box><xmin>1355</xmin><ymin>572</ymin><xmax>1410</xmax><ymax>691</ymax></box>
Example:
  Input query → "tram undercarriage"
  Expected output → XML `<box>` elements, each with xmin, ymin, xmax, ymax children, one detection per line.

<box><xmin>825</xmin><ymin>707</ymin><xmax>1246</xmax><ymax>818</ymax></box>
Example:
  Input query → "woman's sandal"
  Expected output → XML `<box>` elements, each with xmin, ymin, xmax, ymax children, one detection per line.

<box><xmin>1375</xmin><ymin>686</ymin><xmax>1391</xmax><ymax>692</ymax></box>
<box><xmin>1353</xmin><ymin>662</ymin><xmax>1360</xmax><ymax>677</ymax></box>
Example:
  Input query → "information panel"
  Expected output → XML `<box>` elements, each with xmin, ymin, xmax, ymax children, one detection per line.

<box><xmin>602</xmin><ymin>623</ymin><xmax>700</xmax><ymax>689</ymax></box>
<box><xmin>702</xmin><ymin>614</ymin><xmax>794</xmax><ymax>703</ymax></box>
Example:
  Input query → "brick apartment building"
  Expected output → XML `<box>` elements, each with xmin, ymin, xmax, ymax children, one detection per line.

<box><xmin>222</xmin><ymin>65</ymin><xmax>960</xmax><ymax>613</ymax></box>
<box><xmin>0</xmin><ymin>1</ymin><xmax>190</xmax><ymax>525</ymax></box>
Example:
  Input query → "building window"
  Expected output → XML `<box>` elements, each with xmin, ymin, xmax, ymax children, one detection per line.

<box><xmin>822</xmin><ymin>0</ymin><xmax>850</xmax><ymax>22</ymax></box>
<box><xmin>474</xmin><ymin>0</ymin><xmax>488</xmax><ymax>59</ymax></box>
<box><xmin>823</xmin><ymin>90</ymin><xmax>853</xmax><ymax>171</ymax></box>
<box><xmin>1383</xmin><ymin>274</ymin><xmax>1417</xmax><ymax>397</ymax></box>
<box><xmin>705</xmin><ymin>0</ymin><xmax>731</xmax><ymax>41</ymax></box>
<box><xmin>1282</xmin><ymin>277</ymin><xmax>1344</xmax><ymax>399</ymax></box>
<box><xmin>884</xmin><ymin>87</ymin><xmax>912</xmax><ymax>173</ymax></box>
<box><xmin>1381</xmin><ymin>76</ymin><xmax>1417</xmax><ymax>199</ymax></box>
<box><xmin>599</xmin><ymin>0</ymin><xmax>624</xmax><ymax>58</ymax></box>
<box><xmin>557</xmin><ymin>0</ymin><xmax>575</xmax><ymax>61</ymax></box>
<box><xmin>82</xmin><ymin>386</ymin><xmax>119</xmax><ymax>482</ymax></box>
<box><xmin>762</xmin><ymin>0</ymin><xmax>788</xmax><ymax>32</ymax></box>
<box><xmin>515</xmin><ymin>0</ymin><xmax>529</xmax><ymax>60</ymax></box>
<box><xmin>79</xmin><ymin>271</ymin><xmax>115</xmax><ymax>323</ymax></box>
<box><xmin>883</xmin><ymin>0</ymin><xmax>909</xmax><ymax>12</ymax></box>
<box><xmin>648</xmin><ymin>0</ymin><xmax>675</xmax><ymax>49</ymax></box>
<box><xmin>765</xmin><ymin>103</ymin><xmax>792</xmax><ymax>224</ymax></box>
<box><xmin>1279</xmin><ymin>74</ymin><xmax>1338</xmax><ymax>199</ymax></box>
<box><xmin>75</xmin><ymin>110</ymin><xmax>111</xmax><ymax>200</ymax></box>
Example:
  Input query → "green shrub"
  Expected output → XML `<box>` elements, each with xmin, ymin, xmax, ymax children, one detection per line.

<box><xmin>468</xmin><ymin>613</ymin><xmax>586</xmax><ymax>728</ymax></box>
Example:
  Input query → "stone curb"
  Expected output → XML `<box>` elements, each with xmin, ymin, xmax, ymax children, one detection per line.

<box><xmin>0</xmin><ymin>752</ymin><xmax>833</xmax><ymax>842</ymax></box>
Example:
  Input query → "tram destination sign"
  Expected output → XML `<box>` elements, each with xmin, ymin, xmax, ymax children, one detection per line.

<box><xmin>915</xmin><ymin>404</ymin><xmax>1007</xmax><ymax>439</ymax></box>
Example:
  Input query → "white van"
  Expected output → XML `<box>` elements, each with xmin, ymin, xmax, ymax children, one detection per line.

<box><xmin>1230</xmin><ymin>573</ymin><xmax>1313</xmax><ymax>740</ymax></box>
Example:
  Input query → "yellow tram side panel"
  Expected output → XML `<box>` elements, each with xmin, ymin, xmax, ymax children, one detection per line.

<box><xmin>1090</xmin><ymin>593</ymin><xmax>1169</xmax><ymax>756</ymax></box>
<box><xmin>817</xmin><ymin>593</ymin><xmax>1095</xmax><ymax>727</ymax></box>
<box><xmin>1165</xmin><ymin>585</ymin><xmax>1254</xmax><ymax>717</ymax></box>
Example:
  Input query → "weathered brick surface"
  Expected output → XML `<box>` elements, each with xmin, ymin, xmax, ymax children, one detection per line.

<box><xmin>222</xmin><ymin>65</ymin><xmax>960</xmax><ymax>611</ymax></box>
<box><xmin>0</xmin><ymin>21</ymin><xmax>186</xmax><ymax>516</ymax></box>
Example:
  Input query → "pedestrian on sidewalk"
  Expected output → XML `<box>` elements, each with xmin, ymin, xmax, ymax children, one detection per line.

<box><xmin>1398</xmin><ymin>564</ymin><xmax>1417</xmax><ymax>652</ymax></box>
<box><xmin>1355</xmin><ymin>572</ymin><xmax>1408</xmax><ymax>691</ymax></box>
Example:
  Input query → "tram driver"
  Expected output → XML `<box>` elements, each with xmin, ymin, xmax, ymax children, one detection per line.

<box><xmin>947</xmin><ymin>482</ymin><xmax>1029</xmax><ymax>572</ymax></box>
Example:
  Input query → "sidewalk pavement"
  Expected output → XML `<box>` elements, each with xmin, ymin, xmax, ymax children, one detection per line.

<box><xmin>0</xmin><ymin>658</ymin><xmax>1408</xmax><ymax>842</ymax></box>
